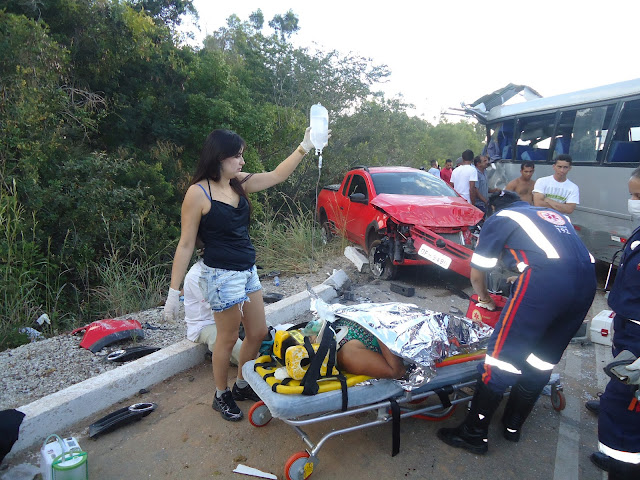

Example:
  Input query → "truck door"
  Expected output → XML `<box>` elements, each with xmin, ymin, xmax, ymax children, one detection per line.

<box><xmin>343</xmin><ymin>173</ymin><xmax>370</xmax><ymax>246</ymax></box>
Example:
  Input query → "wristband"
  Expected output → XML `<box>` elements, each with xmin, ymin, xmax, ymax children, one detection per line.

<box><xmin>297</xmin><ymin>145</ymin><xmax>308</xmax><ymax>155</ymax></box>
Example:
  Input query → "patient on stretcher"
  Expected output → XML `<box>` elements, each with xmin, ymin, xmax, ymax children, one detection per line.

<box><xmin>332</xmin><ymin>318</ymin><xmax>406</xmax><ymax>379</ymax></box>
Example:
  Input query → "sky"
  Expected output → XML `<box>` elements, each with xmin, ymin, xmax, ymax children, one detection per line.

<box><xmin>182</xmin><ymin>0</ymin><xmax>640</xmax><ymax>122</ymax></box>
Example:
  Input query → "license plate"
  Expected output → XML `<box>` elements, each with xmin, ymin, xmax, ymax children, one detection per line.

<box><xmin>418</xmin><ymin>244</ymin><xmax>452</xmax><ymax>269</ymax></box>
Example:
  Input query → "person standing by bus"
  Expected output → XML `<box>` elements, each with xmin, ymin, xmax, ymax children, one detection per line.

<box><xmin>450</xmin><ymin>150</ymin><xmax>477</xmax><ymax>203</ymax></box>
<box><xmin>437</xmin><ymin>190</ymin><xmax>596</xmax><ymax>454</ymax></box>
<box><xmin>440</xmin><ymin>158</ymin><xmax>453</xmax><ymax>186</ymax></box>
<box><xmin>532</xmin><ymin>155</ymin><xmax>579</xmax><ymax>214</ymax></box>
<box><xmin>428</xmin><ymin>159</ymin><xmax>440</xmax><ymax>177</ymax></box>
<box><xmin>505</xmin><ymin>161</ymin><xmax>536</xmax><ymax>204</ymax></box>
<box><xmin>470</xmin><ymin>155</ymin><xmax>490</xmax><ymax>214</ymax></box>
<box><xmin>592</xmin><ymin>167</ymin><xmax>640</xmax><ymax>480</ymax></box>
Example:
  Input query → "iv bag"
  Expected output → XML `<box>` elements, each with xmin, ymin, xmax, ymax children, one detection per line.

<box><xmin>310</xmin><ymin>103</ymin><xmax>329</xmax><ymax>154</ymax></box>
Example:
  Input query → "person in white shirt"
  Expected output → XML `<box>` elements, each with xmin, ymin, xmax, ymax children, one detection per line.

<box><xmin>532</xmin><ymin>155</ymin><xmax>579</xmax><ymax>214</ymax></box>
<box><xmin>450</xmin><ymin>149</ymin><xmax>477</xmax><ymax>203</ymax></box>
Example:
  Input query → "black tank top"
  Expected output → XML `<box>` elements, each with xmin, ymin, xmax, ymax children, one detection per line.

<box><xmin>197</xmin><ymin>183</ymin><xmax>255</xmax><ymax>271</ymax></box>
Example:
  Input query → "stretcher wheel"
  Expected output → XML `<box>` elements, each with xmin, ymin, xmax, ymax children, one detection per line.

<box><xmin>248</xmin><ymin>401</ymin><xmax>272</xmax><ymax>427</ymax></box>
<box><xmin>285</xmin><ymin>451</ymin><xmax>314</xmax><ymax>480</ymax></box>
<box><xmin>551</xmin><ymin>389</ymin><xmax>566</xmax><ymax>411</ymax></box>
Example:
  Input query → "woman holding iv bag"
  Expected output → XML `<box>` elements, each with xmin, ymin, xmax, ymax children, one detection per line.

<box><xmin>163</xmin><ymin>113</ymin><xmax>328</xmax><ymax>421</ymax></box>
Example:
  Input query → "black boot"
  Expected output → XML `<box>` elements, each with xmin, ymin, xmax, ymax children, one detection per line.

<box><xmin>608</xmin><ymin>458</ymin><xmax>640</xmax><ymax>480</ymax></box>
<box><xmin>437</xmin><ymin>381</ymin><xmax>503</xmax><ymax>454</ymax></box>
<box><xmin>501</xmin><ymin>380</ymin><xmax>544</xmax><ymax>442</ymax></box>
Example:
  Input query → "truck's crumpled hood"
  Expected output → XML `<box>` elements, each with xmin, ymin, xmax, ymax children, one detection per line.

<box><xmin>371</xmin><ymin>194</ymin><xmax>484</xmax><ymax>227</ymax></box>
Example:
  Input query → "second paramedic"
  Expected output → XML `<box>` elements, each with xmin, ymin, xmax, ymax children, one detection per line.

<box><xmin>593</xmin><ymin>166</ymin><xmax>640</xmax><ymax>480</ymax></box>
<box><xmin>437</xmin><ymin>190</ymin><xmax>596</xmax><ymax>454</ymax></box>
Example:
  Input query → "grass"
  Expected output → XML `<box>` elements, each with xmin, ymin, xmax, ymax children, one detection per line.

<box><xmin>92</xmin><ymin>213</ymin><xmax>171</xmax><ymax>318</ymax></box>
<box><xmin>0</xmin><ymin>189</ymin><xmax>345</xmax><ymax>351</ymax></box>
<box><xmin>252</xmin><ymin>196</ymin><xmax>344</xmax><ymax>275</ymax></box>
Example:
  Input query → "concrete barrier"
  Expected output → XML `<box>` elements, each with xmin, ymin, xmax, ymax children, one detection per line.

<box><xmin>8</xmin><ymin>280</ymin><xmax>341</xmax><ymax>458</ymax></box>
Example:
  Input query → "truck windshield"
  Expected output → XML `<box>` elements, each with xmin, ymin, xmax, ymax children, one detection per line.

<box><xmin>370</xmin><ymin>171</ymin><xmax>456</xmax><ymax>196</ymax></box>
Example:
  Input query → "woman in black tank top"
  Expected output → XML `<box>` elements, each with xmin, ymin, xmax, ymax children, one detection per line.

<box><xmin>163</xmin><ymin>127</ymin><xmax>318</xmax><ymax>421</ymax></box>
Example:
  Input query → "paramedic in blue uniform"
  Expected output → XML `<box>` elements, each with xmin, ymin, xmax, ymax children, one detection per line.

<box><xmin>593</xmin><ymin>166</ymin><xmax>640</xmax><ymax>480</ymax></box>
<box><xmin>438</xmin><ymin>190</ymin><xmax>597</xmax><ymax>454</ymax></box>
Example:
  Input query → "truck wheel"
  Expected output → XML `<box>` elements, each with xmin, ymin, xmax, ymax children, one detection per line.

<box><xmin>368</xmin><ymin>240</ymin><xmax>397</xmax><ymax>280</ymax></box>
<box><xmin>320</xmin><ymin>221</ymin><xmax>333</xmax><ymax>245</ymax></box>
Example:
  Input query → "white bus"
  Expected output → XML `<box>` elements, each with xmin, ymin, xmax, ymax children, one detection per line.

<box><xmin>464</xmin><ymin>79</ymin><xmax>640</xmax><ymax>264</ymax></box>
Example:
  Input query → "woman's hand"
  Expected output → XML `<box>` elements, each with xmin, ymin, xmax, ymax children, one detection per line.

<box><xmin>163</xmin><ymin>288</ymin><xmax>181</xmax><ymax>321</ymax></box>
<box><xmin>299</xmin><ymin>127</ymin><xmax>314</xmax><ymax>153</ymax></box>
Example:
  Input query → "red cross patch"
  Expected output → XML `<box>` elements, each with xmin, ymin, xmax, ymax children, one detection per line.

<box><xmin>537</xmin><ymin>210</ymin><xmax>566</xmax><ymax>225</ymax></box>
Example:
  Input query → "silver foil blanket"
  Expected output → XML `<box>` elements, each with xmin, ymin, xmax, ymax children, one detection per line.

<box><xmin>310</xmin><ymin>300</ymin><xmax>493</xmax><ymax>388</ymax></box>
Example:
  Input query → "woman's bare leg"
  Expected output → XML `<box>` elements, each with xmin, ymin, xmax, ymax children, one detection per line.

<box><xmin>212</xmin><ymin>306</ymin><xmax>242</xmax><ymax>391</ymax></box>
<box><xmin>235</xmin><ymin>290</ymin><xmax>267</xmax><ymax>380</ymax></box>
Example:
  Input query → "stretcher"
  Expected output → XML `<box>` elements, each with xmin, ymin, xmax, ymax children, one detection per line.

<box><xmin>243</xmin><ymin>354</ymin><xmax>566</xmax><ymax>480</ymax></box>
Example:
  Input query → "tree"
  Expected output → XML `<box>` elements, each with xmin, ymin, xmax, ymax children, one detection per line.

<box><xmin>268</xmin><ymin>10</ymin><xmax>299</xmax><ymax>41</ymax></box>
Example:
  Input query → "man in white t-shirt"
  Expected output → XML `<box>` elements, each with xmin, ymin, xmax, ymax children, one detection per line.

<box><xmin>532</xmin><ymin>155</ymin><xmax>579</xmax><ymax>214</ymax></box>
<box><xmin>184</xmin><ymin>259</ymin><xmax>242</xmax><ymax>364</ymax></box>
<box><xmin>450</xmin><ymin>149</ymin><xmax>477</xmax><ymax>203</ymax></box>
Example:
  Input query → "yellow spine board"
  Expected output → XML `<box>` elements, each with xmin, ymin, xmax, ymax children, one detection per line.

<box><xmin>285</xmin><ymin>343</ymin><xmax>339</xmax><ymax>380</ymax></box>
<box><xmin>272</xmin><ymin>329</ymin><xmax>306</xmax><ymax>362</ymax></box>
<box><xmin>254</xmin><ymin>356</ymin><xmax>372</xmax><ymax>395</ymax></box>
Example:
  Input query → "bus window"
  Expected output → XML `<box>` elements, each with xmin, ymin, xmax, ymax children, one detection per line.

<box><xmin>515</xmin><ymin>114</ymin><xmax>555</xmax><ymax>161</ymax></box>
<box><xmin>488</xmin><ymin>120</ymin><xmax>516</xmax><ymax>160</ymax></box>
<box><xmin>607</xmin><ymin>99</ymin><xmax>640</xmax><ymax>164</ymax></box>
<box><xmin>554</xmin><ymin>105</ymin><xmax>614</xmax><ymax>163</ymax></box>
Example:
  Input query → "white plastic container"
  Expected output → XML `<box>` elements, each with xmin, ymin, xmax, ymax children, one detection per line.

<box><xmin>590</xmin><ymin>310</ymin><xmax>615</xmax><ymax>346</ymax></box>
<box><xmin>41</xmin><ymin>435</ymin><xmax>87</xmax><ymax>480</ymax></box>
<box><xmin>310</xmin><ymin>103</ymin><xmax>329</xmax><ymax>154</ymax></box>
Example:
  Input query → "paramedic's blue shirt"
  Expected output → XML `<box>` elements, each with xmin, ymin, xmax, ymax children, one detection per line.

<box><xmin>608</xmin><ymin>225</ymin><xmax>640</xmax><ymax>320</ymax></box>
<box><xmin>471</xmin><ymin>201</ymin><xmax>594</xmax><ymax>272</ymax></box>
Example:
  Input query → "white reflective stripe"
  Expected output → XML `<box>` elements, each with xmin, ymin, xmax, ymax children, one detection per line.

<box><xmin>516</xmin><ymin>261</ymin><xmax>528</xmax><ymax>272</ymax></box>
<box><xmin>471</xmin><ymin>252</ymin><xmax>498</xmax><ymax>269</ymax></box>
<box><xmin>497</xmin><ymin>210</ymin><xmax>560</xmax><ymax>259</ymax></box>
<box><xmin>589</xmin><ymin>252</ymin><xmax>595</xmax><ymax>263</ymax></box>
<box><xmin>630</xmin><ymin>319</ymin><xmax>640</xmax><ymax>326</ymax></box>
<box><xmin>507</xmin><ymin>428</ymin><xmax>518</xmax><ymax>433</ymax></box>
<box><xmin>599</xmin><ymin>442</ymin><xmax>640</xmax><ymax>464</ymax></box>
<box><xmin>485</xmin><ymin>354</ymin><xmax>522</xmax><ymax>375</ymax></box>
<box><xmin>526</xmin><ymin>354</ymin><xmax>555</xmax><ymax>371</ymax></box>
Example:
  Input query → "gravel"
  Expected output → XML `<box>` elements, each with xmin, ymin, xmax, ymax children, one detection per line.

<box><xmin>0</xmin><ymin>255</ymin><xmax>357</xmax><ymax>410</ymax></box>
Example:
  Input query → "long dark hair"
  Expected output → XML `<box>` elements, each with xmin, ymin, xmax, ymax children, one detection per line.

<box><xmin>191</xmin><ymin>129</ymin><xmax>250</xmax><ymax>205</ymax></box>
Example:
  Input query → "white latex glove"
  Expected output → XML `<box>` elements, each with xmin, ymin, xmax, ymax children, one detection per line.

<box><xmin>299</xmin><ymin>127</ymin><xmax>314</xmax><ymax>153</ymax></box>
<box><xmin>163</xmin><ymin>287</ymin><xmax>181</xmax><ymax>322</ymax></box>
<box><xmin>476</xmin><ymin>299</ymin><xmax>496</xmax><ymax>311</ymax></box>
<box><xmin>627</xmin><ymin>357</ymin><xmax>640</xmax><ymax>371</ymax></box>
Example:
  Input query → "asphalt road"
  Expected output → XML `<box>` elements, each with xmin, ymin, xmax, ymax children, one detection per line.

<box><xmin>7</xmin><ymin>263</ymin><xmax>612</xmax><ymax>480</ymax></box>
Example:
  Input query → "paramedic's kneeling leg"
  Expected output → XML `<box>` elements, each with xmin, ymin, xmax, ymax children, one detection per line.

<box><xmin>437</xmin><ymin>190</ymin><xmax>596</xmax><ymax>454</ymax></box>
<box><xmin>184</xmin><ymin>260</ymin><xmax>242</xmax><ymax>364</ymax></box>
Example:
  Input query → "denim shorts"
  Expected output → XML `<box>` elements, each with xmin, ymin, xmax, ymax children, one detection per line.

<box><xmin>198</xmin><ymin>264</ymin><xmax>262</xmax><ymax>312</ymax></box>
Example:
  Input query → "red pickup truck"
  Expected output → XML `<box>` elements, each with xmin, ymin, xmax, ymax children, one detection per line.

<box><xmin>317</xmin><ymin>166</ymin><xmax>484</xmax><ymax>279</ymax></box>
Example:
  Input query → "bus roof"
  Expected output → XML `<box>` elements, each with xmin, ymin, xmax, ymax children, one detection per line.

<box><xmin>469</xmin><ymin>78</ymin><xmax>640</xmax><ymax>124</ymax></box>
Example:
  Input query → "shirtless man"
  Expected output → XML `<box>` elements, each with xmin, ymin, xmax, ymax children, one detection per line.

<box><xmin>505</xmin><ymin>161</ymin><xmax>535</xmax><ymax>204</ymax></box>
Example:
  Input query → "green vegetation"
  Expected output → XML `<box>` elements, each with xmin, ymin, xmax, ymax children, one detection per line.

<box><xmin>0</xmin><ymin>2</ymin><xmax>484</xmax><ymax>349</ymax></box>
